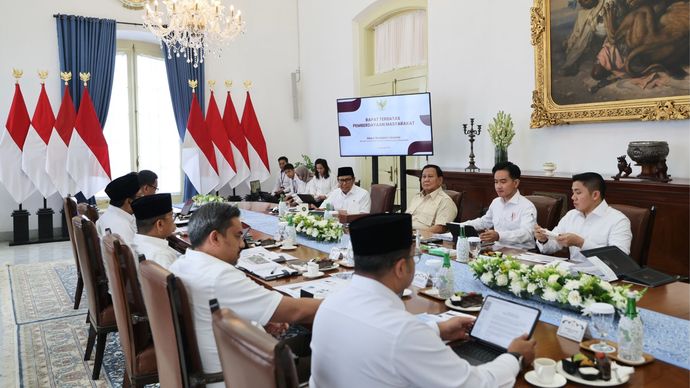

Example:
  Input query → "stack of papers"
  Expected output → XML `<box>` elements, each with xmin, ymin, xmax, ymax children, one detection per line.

<box><xmin>274</xmin><ymin>274</ymin><xmax>352</xmax><ymax>298</ymax></box>
<box><xmin>517</xmin><ymin>252</ymin><xmax>566</xmax><ymax>264</ymax></box>
<box><xmin>237</xmin><ymin>247</ymin><xmax>299</xmax><ymax>280</ymax></box>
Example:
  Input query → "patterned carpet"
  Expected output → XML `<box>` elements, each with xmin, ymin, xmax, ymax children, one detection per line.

<box><xmin>4</xmin><ymin>261</ymin><xmax>132</xmax><ymax>387</ymax></box>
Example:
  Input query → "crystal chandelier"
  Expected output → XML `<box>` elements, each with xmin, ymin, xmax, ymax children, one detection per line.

<box><xmin>143</xmin><ymin>0</ymin><xmax>246</xmax><ymax>68</ymax></box>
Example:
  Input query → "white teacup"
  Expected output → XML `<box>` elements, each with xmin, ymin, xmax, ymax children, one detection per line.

<box><xmin>306</xmin><ymin>262</ymin><xmax>319</xmax><ymax>276</ymax></box>
<box><xmin>534</xmin><ymin>357</ymin><xmax>556</xmax><ymax>384</ymax></box>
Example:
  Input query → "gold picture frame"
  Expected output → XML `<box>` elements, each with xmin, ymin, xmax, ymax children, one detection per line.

<box><xmin>530</xmin><ymin>0</ymin><xmax>689</xmax><ymax>128</ymax></box>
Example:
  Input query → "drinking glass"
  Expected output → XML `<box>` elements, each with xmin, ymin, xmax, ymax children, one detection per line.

<box><xmin>589</xmin><ymin>303</ymin><xmax>616</xmax><ymax>353</ymax></box>
<box><xmin>468</xmin><ymin>237</ymin><xmax>481</xmax><ymax>259</ymax></box>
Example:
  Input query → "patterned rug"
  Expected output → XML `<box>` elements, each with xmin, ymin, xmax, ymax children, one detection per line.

<box><xmin>2</xmin><ymin>261</ymin><xmax>137</xmax><ymax>387</ymax></box>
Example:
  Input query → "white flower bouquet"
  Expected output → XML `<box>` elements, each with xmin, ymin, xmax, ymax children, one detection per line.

<box><xmin>487</xmin><ymin>111</ymin><xmax>515</xmax><ymax>150</ymax></box>
<box><xmin>192</xmin><ymin>194</ymin><xmax>225</xmax><ymax>206</ymax></box>
<box><xmin>287</xmin><ymin>213</ymin><xmax>344</xmax><ymax>243</ymax></box>
<box><xmin>469</xmin><ymin>255</ymin><xmax>645</xmax><ymax>312</ymax></box>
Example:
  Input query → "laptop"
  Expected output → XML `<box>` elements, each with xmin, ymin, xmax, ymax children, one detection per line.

<box><xmin>446</xmin><ymin>222</ymin><xmax>479</xmax><ymax>239</ymax></box>
<box><xmin>580</xmin><ymin>246</ymin><xmax>677</xmax><ymax>287</ymax></box>
<box><xmin>297</xmin><ymin>194</ymin><xmax>318</xmax><ymax>204</ymax></box>
<box><xmin>451</xmin><ymin>296</ymin><xmax>541</xmax><ymax>365</ymax></box>
<box><xmin>250</xmin><ymin>180</ymin><xmax>262</xmax><ymax>194</ymax></box>
<box><xmin>174</xmin><ymin>199</ymin><xmax>195</xmax><ymax>226</ymax></box>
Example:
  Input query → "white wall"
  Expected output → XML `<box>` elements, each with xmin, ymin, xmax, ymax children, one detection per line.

<box><xmin>298</xmin><ymin>0</ymin><xmax>690</xmax><ymax>179</ymax></box>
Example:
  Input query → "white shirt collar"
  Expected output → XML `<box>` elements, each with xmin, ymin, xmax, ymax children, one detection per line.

<box><xmin>134</xmin><ymin>233</ymin><xmax>169</xmax><ymax>248</ymax></box>
<box><xmin>581</xmin><ymin>199</ymin><xmax>609</xmax><ymax>218</ymax></box>
<box><xmin>501</xmin><ymin>189</ymin><xmax>522</xmax><ymax>205</ymax></box>
<box><xmin>350</xmin><ymin>274</ymin><xmax>405</xmax><ymax>310</ymax></box>
<box><xmin>109</xmin><ymin>205</ymin><xmax>134</xmax><ymax>219</ymax></box>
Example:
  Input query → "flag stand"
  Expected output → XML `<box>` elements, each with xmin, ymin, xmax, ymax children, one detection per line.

<box><xmin>60</xmin><ymin>208</ymin><xmax>69</xmax><ymax>238</ymax></box>
<box><xmin>37</xmin><ymin>198</ymin><xmax>55</xmax><ymax>240</ymax></box>
<box><xmin>10</xmin><ymin>204</ymin><xmax>30</xmax><ymax>245</ymax></box>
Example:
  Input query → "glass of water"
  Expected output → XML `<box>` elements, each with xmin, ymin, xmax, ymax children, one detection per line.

<box><xmin>588</xmin><ymin>303</ymin><xmax>616</xmax><ymax>353</ymax></box>
<box><xmin>468</xmin><ymin>237</ymin><xmax>482</xmax><ymax>259</ymax></box>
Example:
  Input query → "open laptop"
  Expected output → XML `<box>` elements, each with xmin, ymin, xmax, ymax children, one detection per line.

<box><xmin>297</xmin><ymin>194</ymin><xmax>318</xmax><ymax>204</ymax></box>
<box><xmin>580</xmin><ymin>246</ymin><xmax>677</xmax><ymax>287</ymax></box>
<box><xmin>174</xmin><ymin>199</ymin><xmax>194</xmax><ymax>226</ymax></box>
<box><xmin>446</xmin><ymin>222</ymin><xmax>479</xmax><ymax>239</ymax></box>
<box><xmin>250</xmin><ymin>180</ymin><xmax>261</xmax><ymax>194</ymax></box>
<box><xmin>451</xmin><ymin>296</ymin><xmax>541</xmax><ymax>366</ymax></box>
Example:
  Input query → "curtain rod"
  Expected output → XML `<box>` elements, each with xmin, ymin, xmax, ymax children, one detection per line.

<box><xmin>52</xmin><ymin>14</ymin><xmax>143</xmax><ymax>27</ymax></box>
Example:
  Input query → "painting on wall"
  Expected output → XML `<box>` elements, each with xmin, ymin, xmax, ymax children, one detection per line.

<box><xmin>530</xmin><ymin>0</ymin><xmax>689</xmax><ymax>127</ymax></box>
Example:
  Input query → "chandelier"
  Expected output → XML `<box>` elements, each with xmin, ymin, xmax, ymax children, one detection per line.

<box><xmin>143</xmin><ymin>0</ymin><xmax>245</xmax><ymax>68</ymax></box>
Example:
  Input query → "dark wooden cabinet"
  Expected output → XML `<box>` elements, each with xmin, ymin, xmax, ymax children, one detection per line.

<box><xmin>407</xmin><ymin>168</ymin><xmax>690</xmax><ymax>277</ymax></box>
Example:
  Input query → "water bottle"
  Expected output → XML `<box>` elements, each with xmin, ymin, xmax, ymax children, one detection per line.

<box><xmin>415</xmin><ymin>230</ymin><xmax>421</xmax><ymax>256</ymax></box>
<box><xmin>617</xmin><ymin>291</ymin><xmax>644</xmax><ymax>363</ymax></box>
<box><xmin>285</xmin><ymin>215</ymin><xmax>297</xmax><ymax>247</ymax></box>
<box><xmin>456</xmin><ymin>225</ymin><xmax>470</xmax><ymax>263</ymax></box>
<box><xmin>278</xmin><ymin>194</ymin><xmax>287</xmax><ymax>216</ymax></box>
<box><xmin>437</xmin><ymin>253</ymin><xmax>455</xmax><ymax>299</ymax></box>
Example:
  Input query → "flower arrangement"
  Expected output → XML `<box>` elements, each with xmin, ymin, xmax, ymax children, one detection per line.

<box><xmin>469</xmin><ymin>255</ymin><xmax>644</xmax><ymax>312</ymax></box>
<box><xmin>487</xmin><ymin>111</ymin><xmax>515</xmax><ymax>150</ymax></box>
<box><xmin>287</xmin><ymin>213</ymin><xmax>344</xmax><ymax>243</ymax></box>
<box><xmin>192</xmin><ymin>194</ymin><xmax>225</xmax><ymax>206</ymax></box>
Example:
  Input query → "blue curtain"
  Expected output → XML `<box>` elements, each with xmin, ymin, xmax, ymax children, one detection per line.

<box><xmin>162</xmin><ymin>46</ymin><xmax>205</xmax><ymax>200</ymax></box>
<box><xmin>55</xmin><ymin>14</ymin><xmax>116</xmax><ymax>204</ymax></box>
<box><xmin>55</xmin><ymin>14</ymin><xmax>116</xmax><ymax>127</ymax></box>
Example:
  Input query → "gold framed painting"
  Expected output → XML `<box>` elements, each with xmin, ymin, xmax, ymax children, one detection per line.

<box><xmin>530</xmin><ymin>0</ymin><xmax>689</xmax><ymax>128</ymax></box>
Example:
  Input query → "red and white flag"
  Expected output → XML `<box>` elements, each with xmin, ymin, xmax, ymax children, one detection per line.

<box><xmin>0</xmin><ymin>82</ymin><xmax>35</xmax><ymax>203</ymax></box>
<box><xmin>22</xmin><ymin>83</ymin><xmax>57</xmax><ymax>198</ymax></box>
<box><xmin>222</xmin><ymin>91</ymin><xmax>251</xmax><ymax>188</ymax></box>
<box><xmin>241</xmin><ymin>92</ymin><xmax>270</xmax><ymax>183</ymax></box>
<box><xmin>181</xmin><ymin>92</ymin><xmax>219</xmax><ymax>194</ymax></box>
<box><xmin>46</xmin><ymin>86</ymin><xmax>78</xmax><ymax>197</ymax></box>
<box><xmin>206</xmin><ymin>91</ymin><xmax>236</xmax><ymax>190</ymax></box>
<box><xmin>66</xmin><ymin>86</ymin><xmax>111</xmax><ymax>198</ymax></box>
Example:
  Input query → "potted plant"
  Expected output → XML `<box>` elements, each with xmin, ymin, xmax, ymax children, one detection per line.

<box><xmin>487</xmin><ymin>111</ymin><xmax>515</xmax><ymax>164</ymax></box>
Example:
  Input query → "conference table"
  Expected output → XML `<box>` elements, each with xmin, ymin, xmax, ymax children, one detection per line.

<box><xmin>169</xmin><ymin>202</ymin><xmax>690</xmax><ymax>387</ymax></box>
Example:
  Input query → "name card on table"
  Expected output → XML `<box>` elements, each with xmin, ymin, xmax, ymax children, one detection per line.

<box><xmin>412</xmin><ymin>272</ymin><xmax>430</xmax><ymax>288</ymax></box>
<box><xmin>557</xmin><ymin>315</ymin><xmax>588</xmax><ymax>342</ymax></box>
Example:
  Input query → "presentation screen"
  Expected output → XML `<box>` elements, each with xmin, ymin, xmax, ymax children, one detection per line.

<box><xmin>337</xmin><ymin>92</ymin><xmax>433</xmax><ymax>157</ymax></box>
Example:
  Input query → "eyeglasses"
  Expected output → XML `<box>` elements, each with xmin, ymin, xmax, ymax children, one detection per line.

<box><xmin>338</xmin><ymin>177</ymin><xmax>353</xmax><ymax>183</ymax></box>
<box><xmin>149</xmin><ymin>184</ymin><xmax>159</xmax><ymax>192</ymax></box>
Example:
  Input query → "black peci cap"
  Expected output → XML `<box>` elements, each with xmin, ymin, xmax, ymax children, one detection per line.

<box><xmin>131</xmin><ymin>193</ymin><xmax>173</xmax><ymax>220</ymax></box>
<box><xmin>349</xmin><ymin>213</ymin><xmax>412</xmax><ymax>256</ymax></box>
<box><xmin>105</xmin><ymin>172</ymin><xmax>140</xmax><ymax>201</ymax></box>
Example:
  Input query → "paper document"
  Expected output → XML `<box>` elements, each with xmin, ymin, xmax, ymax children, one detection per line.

<box><xmin>237</xmin><ymin>247</ymin><xmax>298</xmax><ymax>279</ymax></box>
<box><xmin>274</xmin><ymin>276</ymin><xmax>351</xmax><ymax>298</ymax></box>
<box><xmin>431</xmin><ymin>232</ymin><xmax>454</xmax><ymax>241</ymax></box>
<box><xmin>517</xmin><ymin>252</ymin><xmax>566</xmax><ymax>264</ymax></box>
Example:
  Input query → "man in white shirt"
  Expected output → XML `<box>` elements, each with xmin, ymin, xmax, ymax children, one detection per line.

<box><xmin>406</xmin><ymin>164</ymin><xmax>458</xmax><ymax>233</ymax></box>
<box><xmin>310</xmin><ymin>213</ymin><xmax>536</xmax><ymax>388</ymax></box>
<box><xmin>462</xmin><ymin>162</ymin><xmax>537</xmax><ymax>249</ymax></box>
<box><xmin>130</xmin><ymin>193</ymin><xmax>179</xmax><ymax>269</ymax></box>
<box><xmin>535</xmin><ymin>172</ymin><xmax>632</xmax><ymax>262</ymax></box>
<box><xmin>96</xmin><ymin>172</ymin><xmax>140</xmax><ymax>244</ymax></box>
<box><xmin>274</xmin><ymin>163</ymin><xmax>306</xmax><ymax>197</ymax></box>
<box><xmin>169</xmin><ymin>202</ymin><xmax>321</xmax><ymax>387</ymax></box>
<box><xmin>321</xmin><ymin>167</ymin><xmax>371</xmax><ymax>213</ymax></box>
<box><xmin>271</xmin><ymin>156</ymin><xmax>290</xmax><ymax>196</ymax></box>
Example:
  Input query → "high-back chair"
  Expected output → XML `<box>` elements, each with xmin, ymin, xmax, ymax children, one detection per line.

<box><xmin>210</xmin><ymin>301</ymin><xmax>301</xmax><ymax>388</ymax></box>
<box><xmin>610</xmin><ymin>204</ymin><xmax>656</xmax><ymax>266</ymax></box>
<box><xmin>370</xmin><ymin>184</ymin><xmax>396</xmax><ymax>214</ymax></box>
<box><xmin>64</xmin><ymin>196</ymin><xmax>84</xmax><ymax>309</ymax></box>
<box><xmin>101</xmin><ymin>234</ymin><xmax>158</xmax><ymax>387</ymax></box>
<box><xmin>525</xmin><ymin>195</ymin><xmax>563</xmax><ymax>231</ymax></box>
<box><xmin>72</xmin><ymin>215</ymin><xmax>118</xmax><ymax>380</ymax></box>
<box><xmin>138</xmin><ymin>259</ymin><xmax>223</xmax><ymax>388</ymax></box>
<box><xmin>444</xmin><ymin>190</ymin><xmax>464</xmax><ymax>222</ymax></box>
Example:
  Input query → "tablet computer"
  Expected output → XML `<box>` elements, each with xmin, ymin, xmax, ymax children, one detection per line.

<box><xmin>297</xmin><ymin>194</ymin><xmax>318</xmax><ymax>204</ymax></box>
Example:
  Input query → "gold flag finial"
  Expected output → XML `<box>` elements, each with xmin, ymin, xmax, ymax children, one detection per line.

<box><xmin>38</xmin><ymin>70</ymin><xmax>49</xmax><ymax>84</ymax></box>
<box><xmin>208</xmin><ymin>80</ymin><xmax>216</xmax><ymax>90</ymax></box>
<box><xmin>243</xmin><ymin>80</ymin><xmax>252</xmax><ymax>90</ymax></box>
<box><xmin>225</xmin><ymin>80</ymin><xmax>233</xmax><ymax>90</ymax></box>
<box><xmin>12</xmin><ymin>68</ymin><xmax>23</xmax><ymax>83</ymax></box>
<box><xmin>79</xmin><ymin>72</ymin><xmax>91</xmax><ymax>87</ymax></box>
<box><xmin>188</xmin><ymin>79</ymin><xmax>198</xmax><ymax>91</ymax></box>
<box><xmin>60</xmin><ymin>71</ymin><xmax>72</xmax><ymax>86</ymax></box>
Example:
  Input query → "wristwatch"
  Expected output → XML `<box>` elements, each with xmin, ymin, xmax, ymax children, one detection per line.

<box><xmin>508</xmin><ymin>351</ymin><xmax>524</xmax><ymax>369</ymax></box>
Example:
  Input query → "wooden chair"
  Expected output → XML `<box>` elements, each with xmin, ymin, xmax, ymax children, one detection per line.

<box><xmin>63</xmin><ymin>197</ymin><xmax>84</xmax><ymax>309</ymax></box>
<box><xmin>72</xmin><ymin>215</ymin><xmax>118</xmax><ymax>380</ymax></box>
<box><xmin>138</xmin><ymin>259</ymin><xmax>223</xmax><ymax>388</ymax></box>
<box><xmin>370</xmin><ymin>184</ymin><xmax>396</xmax><ymax>214</ymax></box>
<box><xmin>610</xmin><ymin>204</ymin><xmax>656</xmax><ymax>266</ymax></box>
<box><xmin>101</xmin><ymin>234</ymin><xmax>158</xmax><ymax>387</ymax></box>
<box><xmin>210</xmin><ymin>301</ymin><xmax>302</xmax><ymax>388</ymax></box>
<box><xmin>525</xmin><ymin>195</ymin><xmax>563</xmax><ymax>231</ymax></box>
<box><xmin>444</xmin><ymin>190</ymin><xmax>464</xmax><ymax>222</ymax></box>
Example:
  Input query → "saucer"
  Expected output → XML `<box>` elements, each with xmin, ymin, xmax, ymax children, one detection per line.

<box><xmin>524</xmin><ymin>371</ymin><xmax>566</xmax><ymax>387</ymax></box>
<box><xmin>319</xmin><ymin>263</ymin><xmax>340</xmax><ymax>271</ymax></box>
<box><xmin>444</xmin><ymin>298</ymin><xmax>482</xmax><ymax>312</ymax></box>
<box><xmin>280</xmin><ymin>245</ymin><xmax>298</xmax><ymax>251</ymax></box>
<box><xmin>302</xmin><ymin>271</ymin><xmax>325</xmax><ymax>279</ymax></box>
<box><xmin>402</xmin><ymin>288</ymin><xmax>412</xmax><ymax>297</ymax></box>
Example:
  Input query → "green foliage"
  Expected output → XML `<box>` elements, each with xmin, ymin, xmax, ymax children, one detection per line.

<box><xmin>293</xmin><ymin>154</ymin><xmax>314</xmax><ymax>171</ymax></box>
<box><xmin>192</xmin><ymin>194</ymin><xmax>225</xmax><ymax>206</ymax></box>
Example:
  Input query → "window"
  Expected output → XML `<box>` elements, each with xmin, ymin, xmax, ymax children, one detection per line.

<box><xmin>101</xmin><ymin>41</ymin><xmax>181</xmax><ymax>197</ymax></box>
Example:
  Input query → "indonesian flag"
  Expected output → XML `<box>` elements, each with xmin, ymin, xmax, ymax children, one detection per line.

<box><xmin>206</xmin><ymin>91</ymin><xmax>236</xmax><ymax>191</ymax></box>
<box><xmin>46</xmin><ymin>87</ymin><xmax>78</xmax><ymax>197</ymax></box>
<box><xmin>222</xmin><ymin>92</ymin><xmax>251</xmax><ymax>188</ymax></box>
<box><xmin>181</xmin><ymin>92</ymin><xmax>219</xmax><ymax>194</ymax></box>
<box><xmin>0</xmin><ymin>83</ymin><xmax>35</xmax><ymax>203</ymax></box>
<box><xmin>66</xmin><ymin>87</ymin><xmax>111</xmax><ymax>198</ymax></box>
<box><xmin>241</xmin><ymin>92</ymin><xmax>270</xmax><ymax>183</ymax></box>
<box><xmin>22</xmin><ymin>84</ymin><xmax>57</xmax><ymax>198</ymax></box>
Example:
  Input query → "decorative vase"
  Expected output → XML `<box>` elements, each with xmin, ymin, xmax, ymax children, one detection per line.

<box><xmin>494</xmin><ymin>146</ymin><xmax>508</xmax><ymax>165</ymax></box>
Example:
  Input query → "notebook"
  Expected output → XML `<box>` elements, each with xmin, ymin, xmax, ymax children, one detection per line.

<box><xmin>451</xmin><ymin>296</ymin><xmax>541</xmax><ymax>366</ymax></box>
<box><xmin>580</xmin><ymin>246</ymin><xmax>677</xmax><ymax>287</ymax></box>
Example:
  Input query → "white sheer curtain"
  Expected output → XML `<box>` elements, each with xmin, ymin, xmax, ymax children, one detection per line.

<box><xmin>374</xmin><ymin>10</ymin><xmax>427</xmax><ymax>74</ymax></box>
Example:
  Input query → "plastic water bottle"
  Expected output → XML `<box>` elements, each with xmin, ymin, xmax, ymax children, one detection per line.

<box><xmin>415</xmin><ymin>230</ymin><xmax>421</xmax><ymax>256</ymax></box>
<box><xmin>456</xmin><ymin>225</ymin><xmax>470</xmax><ymax>263</ymax></box>
<box><xmin>617</xmin><ymin>291</ymin><xmax>644</xmax><ymax>363</ymax></box>
<box><xmin>437</xmin><ymin>252</ymin><xmax>455</xmax><ymax>299</ymax></box>
<box><xmin>284</xmin><ymin>215</ymin><xmax>297</xmax><ymax>247</ymax></box>
<box><xmin>278</xmin><ymin>194</ymin><xmax>288</xmax><ymax>217</ymax></box>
